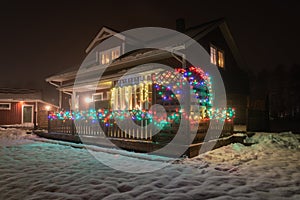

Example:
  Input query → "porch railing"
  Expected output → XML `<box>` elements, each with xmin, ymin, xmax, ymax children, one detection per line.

<box><xmin>48</xmin><ymin>117</ymin><xmax>234</xmax><ymax>143</ymax></box>
<box><xmin>48</xmin><ymin>118</ymin><xmax>154</xmax><ymax>140</ymax></box>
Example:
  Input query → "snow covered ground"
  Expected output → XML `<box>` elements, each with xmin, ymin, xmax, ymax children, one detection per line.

<box><xmin>0</xmin><ymin>128</ymin><xmax>299</xmax><ymax>200</ymax></box>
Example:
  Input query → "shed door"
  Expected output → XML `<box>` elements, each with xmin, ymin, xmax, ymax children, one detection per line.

<box><xmin>23</xmin><ymin>105</ymin><xmax>33</xmax><ymax>123</ymax></box>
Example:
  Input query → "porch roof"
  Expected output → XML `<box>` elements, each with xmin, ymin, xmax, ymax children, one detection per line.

<box><xmin>46</xmin><ymin>49</ymin><xmax>179</xmax><ymax>83</ymax></box>
<box><xmin>58</xmin><ymin>54</ymin><xmax>181</xmax><ymax>93</ymax></box>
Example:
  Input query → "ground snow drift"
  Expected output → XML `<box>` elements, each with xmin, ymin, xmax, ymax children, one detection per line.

<box><xmin>0</xmin><ymin>129</ymin><xmax>299</xmax><ymax>199</ymax></box>
<box><xmin>0</xmin><ymin>128</ymin><xmax>35</xmax><ymax>147</ymax></box>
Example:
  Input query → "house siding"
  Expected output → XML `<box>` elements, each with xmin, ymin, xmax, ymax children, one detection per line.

<box><xmin>0</xmin><ymin>101</ymin><xmax>35</xmax><ymax>125</ymax></box>
<box><xmin>0</xmin><ymin>101</ymin><xmax>57</xmax><ymax>128</ymax></box>
<box><xmin>197</xmin><ymin>27</ymin><xmax>249</xmax><ymax>124</ymax></box>
<box><xmin>37</xmin><ymin>102</ymin><xmax>50</xmax><ymax>128</ymax></box>
<box><xmin>0</xmin><ymin>102</ymin><xmax>22</xmax><ymax>125</ymax></box>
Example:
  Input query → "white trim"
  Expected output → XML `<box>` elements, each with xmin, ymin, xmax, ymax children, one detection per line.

<box><xmin>46</xmin><ymin>49</ymin><xmax>172</xmax><ymax>83</ymax></box>
<box><xmin>85</xmin><ymin>27</ymin><xmax>125</xmax><ymax>53</ymax></box>
<box><xmin>22</xmin><ymin>104</ymin><xmax>34</xmax><ymax>124</ymax></box>
<box><xmin>0</xmin><ymin>102</ymin><xmax>11</xmax><ymax>110</ymax></box>
<box><xmin>92</xmin><ymin>92</ymin><xmax>104</xmax><ymax>101</ymax></box>
<box><xmin>0</xmin><ymin>99</ymin><xmax>58</xmax><ymax>108</ymax></box>
<box><xmin>106</xmin><ymin>91</ymin><xmax>111</xmax><ymax>100</ymax></box>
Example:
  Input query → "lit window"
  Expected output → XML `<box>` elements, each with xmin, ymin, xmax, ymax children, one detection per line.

<box><xmin>210</xmin><ymin>45</ymin><xmax>225</xmax><ymax>68</ymax></box>
<box><xmin>111</xmin><ymin>49</ymin><xmax>120</xmax><ymax>60</ymax></box>
<box><xmin>0</xmin><ymin>103</ymin><xmax>11</xmax><ymax>110</ymax></box>
<box><xmin>101</xmin><ymin>53</ymin><xmax>110</xmax><ymax>65</ymax></box>
<box><xmin>111</xmin><ymin>83</ymin><xmax>152</xmax><ymax>110</ymax></box>
<box><xmin>218</xmin><ymin>50</ymin><xmax>224</xmax><ymax>68</ymax></box>
<box><xmin>210</xmin><ymin>46</ymin><xmax>217</xmax><ymax>65</ymax></box>
<box><xmin>100</xmin><ymin>46</ymin><xmax>120</xmax><ymax>65</ymax></box>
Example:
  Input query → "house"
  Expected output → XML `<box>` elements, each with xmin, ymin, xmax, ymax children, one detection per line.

<box><xmin>44</xmin><ymin>18</ymin><xmax>249</xmax><ymax>157</ymax></box>
<box><xmin>0</xmin><ymin>88</ymin><xmax>58</xmax><ymax>129</ymax></box>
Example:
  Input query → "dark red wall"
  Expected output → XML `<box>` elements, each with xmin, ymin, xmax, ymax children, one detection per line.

<box><xmin>0</xmin><ymin>101</ymin><xmax>37</xmax><ymax>125</ymax></box>
<box><xmin>0</xmin><ymin>102</ymin><xmax>22</xmax><ymax>125</ymax></box>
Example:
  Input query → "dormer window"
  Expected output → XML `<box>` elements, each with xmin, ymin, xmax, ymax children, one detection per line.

<box><xmin>210</xmin><ymin>45</ymin><xmax>225</xmax><ymax>68</ymax></box>
<box><xmin>100</xmin><ymin>46</ymin><xmax>120</xmax><ymax>65</ymax></box>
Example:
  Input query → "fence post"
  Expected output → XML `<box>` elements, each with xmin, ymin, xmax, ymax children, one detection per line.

<box><xmin>71</xmin><ymin>119</ymin><xmax>75</xmax><ymax>135</ymax></box>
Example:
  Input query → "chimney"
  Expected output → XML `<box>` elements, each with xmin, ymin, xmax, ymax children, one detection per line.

<box><xmin>176</xmin><ymin>18</ymin><xmax>185</xmax><ymax>32</ymax></box>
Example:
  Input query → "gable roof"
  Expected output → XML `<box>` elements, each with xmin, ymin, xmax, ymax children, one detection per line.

<box><xmin>85</xmin><ymin>26</ymin><xmax>125</xmax><ymax>54</ymax></box>
<box><xmin>185</xmin><ymin>18</ymin><xmax>225</xmax><ymax>37</ymax></box>
<box><xmin>185</xmin><ymin>18</ymin><xmax>247</xmax><ymax>70</ymax></box>
<box><xmin>0</xmin><ymin>88</ymin><xmax>42</xmax><ymax>100</ymax></box>
<box><xmin>46</xmin><ymin>18</ymin><xmax>247</xmax><ymax>83</ymax></box>
<box><xmin>0</xmin><ymin>88</ymin><xmax>59</xmax><ymax>107</ymax></box>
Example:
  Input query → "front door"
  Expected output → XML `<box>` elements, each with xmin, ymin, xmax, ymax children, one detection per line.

<box><xmin>22</xmin><ymin>105</ymin><xmax>33</xmax><ymax>123</ymax></box>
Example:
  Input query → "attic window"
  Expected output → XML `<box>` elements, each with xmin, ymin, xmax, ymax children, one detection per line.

<box><xmin>100</xmin><ymin>46</ymin><xmax>120</xmax><ymax>65</ymax></box>
<box><xmin>0</xmin><ymin>103</ymin><xmax>11</xmax><ymax>110</ymax></box>
<box><xmin>210</xmin><ymin>45</ymin><xmax>225</xmax><ymax>68</ymax></box>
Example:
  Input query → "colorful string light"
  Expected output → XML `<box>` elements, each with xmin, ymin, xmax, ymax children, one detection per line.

<box><xmin>49</xmin><ymin>66</ymin><xmax>235</xmax><ymax>129</ymax></box>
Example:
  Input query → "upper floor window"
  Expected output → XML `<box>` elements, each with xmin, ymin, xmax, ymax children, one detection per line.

<box><xmin>210</xmin><ymin>45</ymin><xmax>225</xmax><ymax>68</ymax></box>
<box><xmin>100</xmin><ymin>46</ymin><xmax>120</xmax><ymax>65</ymax></box>
<box><xmin>210</xmin><ymin>46</ymin><xmax>217</xmax><ymax>65</ymax></box>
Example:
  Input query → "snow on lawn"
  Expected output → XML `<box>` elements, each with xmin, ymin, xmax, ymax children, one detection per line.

<box><xmin>0</xmin><ymin>127</ymin><xmax>35</xmax><ymax>147</ymax></box>
<box><xmin>0</xmin><ymin>129</ymin><xmax>299</xmax><ymax>200</ymax></box>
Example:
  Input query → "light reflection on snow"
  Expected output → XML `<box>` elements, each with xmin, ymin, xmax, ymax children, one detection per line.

<box><xmin>0</xmin><ymin>129</ymin><xmax>299</xmax><ymax>199</ymax></box>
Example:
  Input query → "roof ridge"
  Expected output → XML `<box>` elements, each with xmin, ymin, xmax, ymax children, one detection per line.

<box><xmin>0</xmin><ymin>88</ymin><xmax>40</xmax><ymax>94</ymax></box>
<box><xmin>185</xmin><ymin>17</ymin><xmax>225</xmax><ymax>32</ymax></box>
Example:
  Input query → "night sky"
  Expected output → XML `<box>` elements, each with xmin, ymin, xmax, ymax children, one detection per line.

<box><xmin>0</xmin><ymin>0</ymin><xmax>299</xmax><ymax>103</ymax></box>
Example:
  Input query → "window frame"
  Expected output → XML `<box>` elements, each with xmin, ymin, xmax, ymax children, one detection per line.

<box><xmin>99</xmin><ymin>46</ymin><xmax>121</xmax><ymax>65</ymax></box>
<box><xmin>210</xmin><ymin>44</ymin><xmax>225</xmax><ymax>69</ymax></box>
<box><xmin>0</xmin><ymin>103</ymin><xmax>11</xmax><ymax>110</ymax></box>
<box><xmin>217</xmin><ymin>49</ymin><xmax>225</xmax><ymax>68</ymax></box>
<box><xmin>92</xmin><ymin>93</ymin><xmax>104</xmax><ymax>102</ymax></box>
<box><xmin>210</xmin><ymin>45</ymin><xmax>217</xmax><ymax>65</ymax></box>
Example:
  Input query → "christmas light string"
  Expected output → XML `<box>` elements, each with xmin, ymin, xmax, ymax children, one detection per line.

<box><xmin>49</xmin><ymin>66</ymin><xmax>235</xmax><ymax>128</ymax></box>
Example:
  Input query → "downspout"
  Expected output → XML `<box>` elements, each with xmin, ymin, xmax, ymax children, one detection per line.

<box><xmin>48</xmin><ymin>81</ymin><xmax>60</xmax><ymax>88</ymax></box>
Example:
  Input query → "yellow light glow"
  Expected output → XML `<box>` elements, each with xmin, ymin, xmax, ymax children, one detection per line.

<box><xmin>45</xmin><ymin>105</ymin><xmax>51</xmax><ymax>111</ymax></box>
<box><xmin>85</xmin><ymin>97</ymin><xmax>93</xmax><ymax>103</ymax></box>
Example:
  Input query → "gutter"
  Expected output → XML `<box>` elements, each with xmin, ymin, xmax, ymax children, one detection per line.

<box><xmin>48</xmin><ymin>81</ymin><xmax>61</xmax><ymax>88</ymax></box>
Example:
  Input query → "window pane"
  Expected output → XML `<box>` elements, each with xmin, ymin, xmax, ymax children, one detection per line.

<box><xmin>210</xmin><ymin>46</ymin><xmax>217</xmax><ymax>65</ymax></box>
<box><xmin>112</xmin><ymin>49</ymin><xmax>120</xmax><ymax>60</ymax></box>
<box><xmin>100</xmin><ymin>52</ymin><xmax>110</xmax><ymax>64</ymax></box>
<box><xmin>218</xmin><ymin>51</ymin><xmax>224</xmax><ymax>68</ymax></box>
<box><xmin>93</xmin><ymin>93</ymin><xmax>103</xmax><ymax>101</ymax></box>
<box><xmin>0</xmin><ymin>103</ymin><xmax>10</xmax><ymax>110</ymax></box>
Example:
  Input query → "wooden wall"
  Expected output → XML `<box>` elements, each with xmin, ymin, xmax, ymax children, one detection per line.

<box><xmin>0</xmin><ymin>101</ymin><xmax>56</xmax><ymax>128</ymax></box>
<box><xmin>0</xmin><ymin>102</ymin><xmax>22</xmax><ymax>125</ymax></box>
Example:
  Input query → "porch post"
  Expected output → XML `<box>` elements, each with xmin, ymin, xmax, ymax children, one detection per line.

<box><xmin>47</xmin><ymin>111</ymin><xmax>51</xmax><ymax>132</ymax></box>
<box><xmin>59</xmin><ymin>82</ymin><xmax>63</xmax><ymax>109</ymax></box>
<box><xmin>71</xmin><ymin>91</ymin><xmax>77</xmax><ymax>111</ymax></box>
<box><xmin>71</xmin><ymin>91</ymin><xmax>77</xmax><ymax>135</ymax></box>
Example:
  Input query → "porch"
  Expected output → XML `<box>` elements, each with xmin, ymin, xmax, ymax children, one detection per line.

<box><xmin>45</xmin><ymin>112</ymin><xmax>235</xmax><ymax>158</ymax></box>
